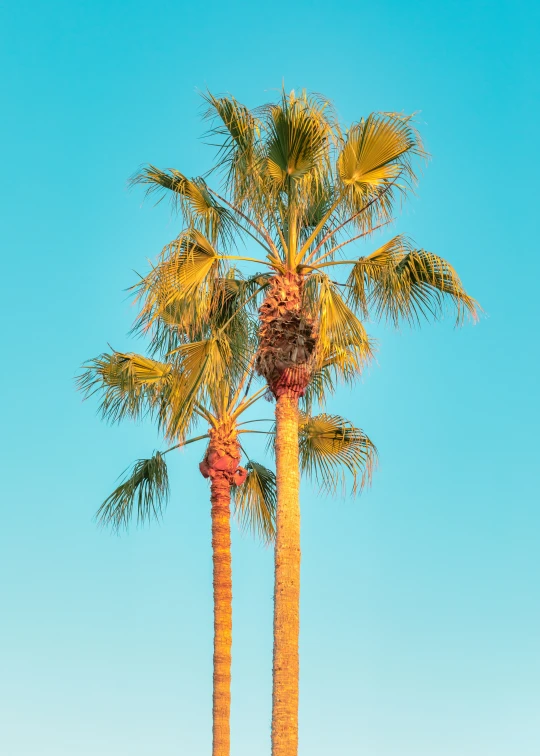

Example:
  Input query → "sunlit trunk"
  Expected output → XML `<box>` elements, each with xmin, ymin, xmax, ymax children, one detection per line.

<box><xmin>271</xmin><ymin>394</ymin><xmax>301</xmax><ymax>756</ymax></box>
<box><xmin>210</xmin><ymin>473</ymin><xmax>233</xmax><ymax>756</ymax></box>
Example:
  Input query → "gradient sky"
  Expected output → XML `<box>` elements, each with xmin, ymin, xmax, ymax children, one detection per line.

<box><xmin>1</xmin><ymin>1</ymin><xmax>539</xmax><ymax>754</ymax></box>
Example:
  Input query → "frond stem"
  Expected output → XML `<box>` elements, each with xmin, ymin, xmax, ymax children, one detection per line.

<box><xmin>218</xmin><ymin>255</ymin><xmax>273</xmax><ymax>266</ymax></box>
<box><xmin>296</xmin><ymin>189</ymin><xmax>346</xmax><ymax>264</ymax></box>
<box><xmin>229</xmin><ymin>355</ymin><xmax>257</xmax><ymax>409</ymax></box>
<box><xmin>208</xmin><ymin>188</ymin><xmax>279</xmax><ymax>258</ymax></box>
<box><xmin>237</xmin><ymin>419</ymin><xmax>274</xmax><ymax>426</ymax></box>
<box><xmin>162</xmin><ymin>433</ymin><xmax>210</xmax><ymax>455</ymax></box>
<box><xmin>231</xmin><ymin>386</ymin><xmax>267</xmax><ymax>420</ymax></box>
<box><xmin>237</xmin><ymin>429</ymin><xmax>273</xmax><ymax>435</ymax></box>
<box><xmin>307</xmin><ymin>220</ymin><xmax>393</xmax><ymax>267</ymax></box>
<box><xmin>217</xmin><ymin>284</ymin><xmax>267</xmax><ymax>333</ymax></box>
<box><xmin>306</xmin><ymin>180</ymin><xmax>399</xmax><ymax>263</ymax></box>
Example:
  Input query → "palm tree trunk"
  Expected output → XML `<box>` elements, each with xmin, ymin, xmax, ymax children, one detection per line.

<box><xmin>272</xmin><ymin>393</ymin><xmax>301</xmax><ymax>756</ymax></box>
<box><xmin>210</xmin><ymin>473</ymin><xmax>233</xmax><ymax>756</ymax></box>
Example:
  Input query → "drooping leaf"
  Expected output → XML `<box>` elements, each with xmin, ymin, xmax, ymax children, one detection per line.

<box><xmin>302</xmin><ymin>342</ymin><xmax>370</xmax><ymax>414</ymax></box>
<box><xmin>305</xmin><ymin>274</ymin><xmax>374</xmax><ymax>363</ymax></box>
<box><xmin>202</xmin><ymin>92</ymin><xmax>261</xmax><ymax>202</ymax></box>
<box><xmin>97</xmin><ymin>452</ymin><xmax>169</xmax><ymax>531</ymax></box>
<box><xmin>231</xmin><ymin>460</ymin><xmax>276</xmax><ymax>543</ymax></box>
<box><xmin>131</xmin><ymin>165</ymin><xmax>234</xmax><ymax>244</ymax></box>
<box><xmin>299</xmin><ymin>412</ymin><xmax>377</xmax><ymax>494</ymax></box>
<box><xmin>346</xmin><ymin>235</ymin><xmax>479</xmax><ymax>325</ymax></box>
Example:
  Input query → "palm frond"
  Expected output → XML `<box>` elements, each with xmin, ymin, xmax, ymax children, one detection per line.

<box><xmin>136</xmin><ymin>227</ymin><xmax>221</xmax><ymax>326</ymax></box>
<box><xmin>202</xmin><ymin>92</ymin><xmax>261</xmax><ymax>202</ymax></box>
<box><xmin>305</xmin><ymin>274</ymin><xmax>374</xmax><ymax>363</ymax></box>
<box><xmin>262</xmin><ymin>90</ymin><xmax>336</xmax><ymax>198</ymax></box>
<box><xmin>346</xmin><ymin>235</ymin><xmax>479</xmax><ymax>325</ymax></box>
<box><xmin>139</xmin><ymin>270</ymin><xmax>268</xmax><ymax>359</ymax></box>
<box><xmin>301</xmin><ymin>342</ymin><xmax>370</xmax><ymax>414</ymax></box>
<box><xmin>299</xmin><ymin>413</ymin><xmax>377</xmax><ymax>495</ymax></box>
<box><xmin>165</xmin><ymin>332</ymin><xmax>249</xmax><ymax>440</ymax></box>
<box><xmin>232</xmin><ymin>460</ymin><xmax>276</xmax><ymax>543</ymax></box>
<box><xmin>131</xmin><ymin>165</ymin><xmax>234</xmax><ymax>244</ymax></box>
<box><xmin>337</xmin><ymin>113</ymin><xmax>425</xmax><ymax>229</ymax></box>
<box><xmin>97</xmin><ymin>452</ymin><xmax>169</xmax><ymax>531</ymax></box>
<box><xmin>77</xmin><ymin>351</ymin><xmax>173</xmax><ymax>423</ymax></box>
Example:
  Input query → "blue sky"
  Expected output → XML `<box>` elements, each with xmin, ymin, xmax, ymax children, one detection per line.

<box><xmin>1</xmin><ymin>0</ymin><xmax>539</xmax><ymax>754</ymax></box>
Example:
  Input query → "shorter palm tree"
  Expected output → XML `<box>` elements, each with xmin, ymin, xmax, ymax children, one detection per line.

<box><xmin>78</xmin><ymin>347</ymin><xmax>376</xmax><ymax>756</ymax></box>
<box><xmin>79</xmin><ymin>349</ymin><xmax>274</xmax><ymax>756</ymax></box>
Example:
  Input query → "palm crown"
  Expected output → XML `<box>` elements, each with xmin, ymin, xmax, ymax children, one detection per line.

<box><xmin>134</xmin><ymin>89</ymin><xmax>477</xmax><ymax>337</ymax></box>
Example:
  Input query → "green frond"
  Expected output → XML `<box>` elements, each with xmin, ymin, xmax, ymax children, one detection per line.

<box><xmin>77</xmin><ymin>351</ymin><xmax>172</xmax><ymax>423</ymax></box>
<box><xmin>262</xmin><ymin>90</ymin><xmax>335</xmax><ymax>193</ymax></box>
<box><xmin>232</xmin><ymin>460</ymin><xmax>276</xmax><ymax>543</ymax></box>
<box><xmin>345</xmin><ymin>235</ymin><xmax>407</xmax><ymax>317</ymax></box>
<box><xmin>299</xmin><ymin>413</ymin><xmax>377</xmax><ymax>495</ymax></box>
<box><xmin>301</xmin><ymin>342</ymin><xmax>370</xmax><ymax>414</ymax></box>
<box><xmin>346</xmin><ymin>235</ymin><xmax>479</xmax><ymax>325</ymax></box>
<box><xmin>300</xmin><ymin>362</ymin><xmax>336</xmax><ymax>415</ymax></box>
<box><xmin>202</xmin><ymin>92</ymin><xmax>261</xmax><ymax>202</ymax></box>
<box><xmin>97</xmin><ymin>452</ymin><xmax>169</xmax><ymax>531</ymax></box>
<box><xmin>131</xmin><ymin>165</ymin><xmax>234</xmax><ymax>244</ymax></box>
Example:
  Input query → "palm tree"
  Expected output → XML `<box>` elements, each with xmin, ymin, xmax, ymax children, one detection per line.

<box><xmin>79</xmin><ymin>344</ymin><xmax>376</xmax><ymax>756</ymax></box>
<box><xmin>78</xmin><ymin>345</ymin><xmax>275</xmax><ymax>756</ymax></box>
<box><xmin>131</xmin><ymin>88</ymin><xmax>479</xmax><ymax>755</ymax></box>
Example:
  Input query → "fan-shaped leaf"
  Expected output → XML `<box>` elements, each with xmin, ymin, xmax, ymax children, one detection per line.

<box><xmin>337</xmin><ymin>113</ymin><xmax>425</xmax><ymax>228</ymax></box>
<box><xmin>263</xmin><ymin>91</ymin><xmax>334</xmax><ymax>188</ymax></box>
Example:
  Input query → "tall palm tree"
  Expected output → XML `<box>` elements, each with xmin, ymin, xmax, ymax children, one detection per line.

<box><xmin>79</xmin><ymin>344</ymin><xmax>375</xmax><ymax>756</ymax></box>
<box><xmin>131</xmin><ymin>88</ymin><xmax>479</xmax><ymax>755</ymax></box>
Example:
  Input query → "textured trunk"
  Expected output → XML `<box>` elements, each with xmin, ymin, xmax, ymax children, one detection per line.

<box><xmin>210</xmin><ymin>474</ymin><xmax>233</xmax><ymax>756</ymax></box>
<box><xmin>256</xmin><ymin>272</ymin><xmax>313</xmax><ymax>756</ymax></box>
<box><xmin>271</xmin><ymin>394</ymin><xmax>301</xmax><ymax>756</ymax></box>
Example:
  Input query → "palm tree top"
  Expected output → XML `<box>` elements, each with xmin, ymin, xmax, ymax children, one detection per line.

<box><xmin>129</xmin><ymin>88</ymin><xmax>477</xmax><ymax>380</ymax></box>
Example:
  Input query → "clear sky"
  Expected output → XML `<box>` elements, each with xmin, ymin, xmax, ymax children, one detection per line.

<box><xmin>1</xmin><ymin>1</ymin><xmax>539</xmax><ymax>754</ymax></box>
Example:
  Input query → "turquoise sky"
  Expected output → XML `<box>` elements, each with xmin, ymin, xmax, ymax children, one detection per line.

<box><xmin>1</xmin><ymin>1</ymin><xmax>539</xmax><ymax>754</ymax></box>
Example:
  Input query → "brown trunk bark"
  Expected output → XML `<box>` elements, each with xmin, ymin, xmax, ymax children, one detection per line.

<box><xmin>210</xmin><ymin>473</ymin><xmax>233</xmax><ymax>756</ymax></box>
<box><xmin>271</xmin><ymin>394</ymin><xmax>301</xmax><ymax>756</ymax></box>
